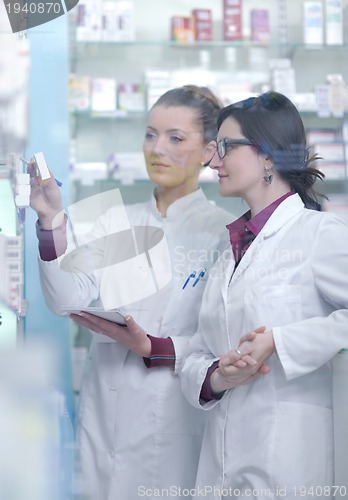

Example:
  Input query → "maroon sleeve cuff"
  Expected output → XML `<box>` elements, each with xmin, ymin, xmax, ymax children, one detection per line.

<box><xmin>200</xmin><ymin>361</ymin><xmax>224</xmax><ymax>402</ymax></box>
<box><xmin>36</xmin><ymin>215</ymin><xmax>68</xmax><ymax>261</ymax></box>
<box><xmin>143</xmin><ymin>334</ymin><xmax>175</xmax><ymax>369</ymax></box>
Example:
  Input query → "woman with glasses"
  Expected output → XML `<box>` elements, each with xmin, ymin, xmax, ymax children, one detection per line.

<box><xmin>29</xmin><ymin>86</ymin><xmax>237</xmax><ymax>499</ymax></box>
<box><xmin>181</xmin><ymin>91</ymin><xmax>348</xmax><ymax>499</ymax></box>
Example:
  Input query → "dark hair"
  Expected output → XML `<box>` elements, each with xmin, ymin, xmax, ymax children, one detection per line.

<box><xmin>152</xmin><ymin>85</ymin><xmax>222</xmax><ymax>144</ymax></box>
<box><xmin>217</xmin><ymin>91</ymin><xmax>326</xmax><ymax>210</ymax></box>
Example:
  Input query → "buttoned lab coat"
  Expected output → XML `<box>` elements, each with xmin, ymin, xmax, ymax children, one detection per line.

<box><xmin>38</xmin><ymin>189</ymin><xmax>232</xmax><ymax>500</ymax></box>
<box><xmin>181</xmin><ymin>194</ymin><xmax>348</xmax><ymax>500</ymax></box>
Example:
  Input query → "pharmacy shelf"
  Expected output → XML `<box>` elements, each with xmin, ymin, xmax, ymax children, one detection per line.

<box><xmin>70</xmin><ymin>40</ymin><xmax>348</xmax><ymax>71</ymax></box>
<box><xmin>69</xmin><ymin>177</ymin><xmax>244</xmax><ymax>217</ymax></box>
<box><xmin>72</xmin><ymin>110</ymin><xmax>347</xmax><ymax>120</ymax></box>
<box><xmin>73</xmin><ymin>40</ymin><xmax>348</xmax><ymax>49</ymax></box>
<box><xmin>71</xmin><ymin>110</ymin><xmax>145</xmax><ymax>119</ymax></box>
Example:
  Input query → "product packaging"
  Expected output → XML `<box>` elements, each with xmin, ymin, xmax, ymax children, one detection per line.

<box><xmin>303</xmin><ymin>1</ymin><xmax>324</xmax><ymax>45</ymax></box>
<box><xmin>171</xmin><ymin>16</ymin><xmax>195</xmax><ymax>42</ymax></box>
<box><xmin>250</xmin><ymin>9</ymin><xmax>271</xmax><ymax>43</ymax></box>
<box><xmin>192</xmin><ymin>9</ymin><xmax>213</xmax><ymax>41</ymax></box>
<box><xmin>223</xmin><ymin>0</ymin><xmax>242</xmax><ymax>41</ymax></box>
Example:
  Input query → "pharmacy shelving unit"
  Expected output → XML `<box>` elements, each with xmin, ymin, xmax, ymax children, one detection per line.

<box><xmin>0</xmin><ymin>29</ymin><xmax>30</xmax><ymax>344</ymax></box>
<box><xmin>68</xmin><ymin>36</ymin><xmax>348</xmax><ymax>213</ymax></box>
<box><xmin>68</xmin><ymin>0</ymin><xmax>348</xmax><ymax>198</ymax></box>
<box><xmin>0</xmin><ymin>171</ymin><xmax>27</xmax><ymax>341</ymax></box>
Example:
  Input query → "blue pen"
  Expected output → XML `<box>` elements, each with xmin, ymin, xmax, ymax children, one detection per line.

<box><xmin>182</xmin><ymin>271</ymin><xmax>196</xmax><ymax>289</ymax></box>
<box><xmin>192</xmin><ymin>269</ymin><xmax>206</xmax><ymax>287</ymax></box>
<box><xmin>20</xmin><ymin>157</ymin><xmax>63</xmax><ymax>187</ymax></box>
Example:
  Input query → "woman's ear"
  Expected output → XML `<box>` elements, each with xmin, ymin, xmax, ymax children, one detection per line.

<box><xmin>264</xmin><ymin>156</ymin><xmax>274</xmax><ymax>170</ymax></box>
<box><xmin>202</xmin><ymin>140</ymin><xmax>217</xmax><ymax>166</ymax></box>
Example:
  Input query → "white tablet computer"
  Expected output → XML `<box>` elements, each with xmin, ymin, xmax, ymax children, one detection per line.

<box><xmin>60</xmin><ymin>306</ymin><xmax>126</xmax><ymax>325</ymax></box>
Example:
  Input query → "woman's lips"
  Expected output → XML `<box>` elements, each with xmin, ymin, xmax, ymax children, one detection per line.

<box><xmin>152</xmin><ymin>162</ymin><xmax>171</xmax><ymax>169</ymax></box>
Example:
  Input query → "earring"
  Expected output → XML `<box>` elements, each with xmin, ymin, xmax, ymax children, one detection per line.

<box><xmin>200</xmin><ymin>161</ymin><xmax>205</xmax><ymax>168</ymax></box>
<box><xmin>263</xmin><ymin>172</ymin><xmax>273</xmax><ymax>185</ymax></box>
<box><xmin>263</xmin><ymin>164</ymin><xmax>274</xmax><ymax>185</ymax></box>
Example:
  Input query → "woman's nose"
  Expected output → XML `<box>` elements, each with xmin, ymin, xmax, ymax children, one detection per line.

<box><xmin>209</xmin><ymin>150</ymin><xmax>222</xmax><ymax>170</ymax></box>
<box><xmin>152</xmin><ymin>137</ymin><xmax>167</xmax><ymax>156</ymax></box>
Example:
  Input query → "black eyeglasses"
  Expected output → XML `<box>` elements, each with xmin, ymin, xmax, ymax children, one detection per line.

<box><xmin>215</xmin><ymin>139</ymin><xmax>254</xmax><ymax>160</ymax></box>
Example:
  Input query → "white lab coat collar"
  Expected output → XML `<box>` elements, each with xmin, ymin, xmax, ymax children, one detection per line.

<box><xmin>261</xmin><ymin>193</ymin><xmax>305</xmax><ymax>238</ymax></box>
<box><xmin>150</xmin><ymin>188</ymin><xmax>210</xmax><ymax>221</ymax></box>
<box><xmin>226</xmin><ymin>193</ymin><xmax>305</xmax><ymax>287</ymax></box>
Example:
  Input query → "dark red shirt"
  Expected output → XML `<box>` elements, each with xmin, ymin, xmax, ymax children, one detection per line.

<box><xmin>226</xmin><ymin>191</ymin><xmax>294</xmax><ymax>268</ymax></box>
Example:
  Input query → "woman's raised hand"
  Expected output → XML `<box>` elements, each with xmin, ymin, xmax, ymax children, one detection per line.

<box><xmin>28</xmin><ymin>162</ymin><xmax>64</xmax><ymax>229</ymax></box>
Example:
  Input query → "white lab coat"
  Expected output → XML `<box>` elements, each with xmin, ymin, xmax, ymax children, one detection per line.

<box><xmin>181</xmin><ymin>194</ymin><xmax>348</xmax><ymax>500</ymax></box>
<box><xmin>38</xmin><ymin>189</ymin><xmax>232</xmax><ymax>500</ymax></box>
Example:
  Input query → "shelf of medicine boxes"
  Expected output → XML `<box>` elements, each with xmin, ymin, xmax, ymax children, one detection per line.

<box><xmin>69</xmin><ymin>39</ymin><xmax>348</xmax><ymax>123</ymax></box>
<box><xmin>69</xmin><ymin>39</ymin><xmax>348</xmax><ymax>193</ymax></box>
<box><xmin>69</xmin><ymin>40</ymin><xmax>348</xmax><ymax>78</ymax></box>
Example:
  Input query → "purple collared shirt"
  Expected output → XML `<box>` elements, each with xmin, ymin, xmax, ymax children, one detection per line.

<box><xmin>226</xmin><ymin>191</ymin><xmax>294</xmax><ymax>267</ymax></box>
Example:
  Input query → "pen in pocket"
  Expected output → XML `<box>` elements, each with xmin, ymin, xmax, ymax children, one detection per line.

<box><xmin>182</xmin><ymin>268</ymin><xmax>206</xmax><ymax>289</ymax></box>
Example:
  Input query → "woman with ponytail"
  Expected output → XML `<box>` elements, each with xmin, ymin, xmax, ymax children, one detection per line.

<box><xmin>181</xmin><ymin>91</ymin><xmax>348</xmax><ymax>499</ymax></box>
<box><xmin>30</xmin><ymin>85</ymin><xmax>234</xmax><ymax>499</ymax></box>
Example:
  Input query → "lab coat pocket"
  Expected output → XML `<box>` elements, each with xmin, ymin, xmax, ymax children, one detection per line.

<box><xmin>244</xmin><ymin>284</ymin><xmax>302</xmax><ymax>328</ymax></box>
<box><xmin>161</xmin><ymin>272</ymin><xmax>207</xmax><ymax>333</ymax></box>
<box><xmin>272</xmin><ymin>401</ymin><xmax>333</xmax><ymax>492</ymax></box>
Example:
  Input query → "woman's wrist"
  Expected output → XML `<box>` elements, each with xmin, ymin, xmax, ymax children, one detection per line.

<box><xmin>210</xmin><ymin>368</ymin><xmax>229</xmax><ymax>395</ymax></box>
<box><xmin>38</xmin><ymin>211</ymin><xmax>65</xmax><ymax>230</ymax></box>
